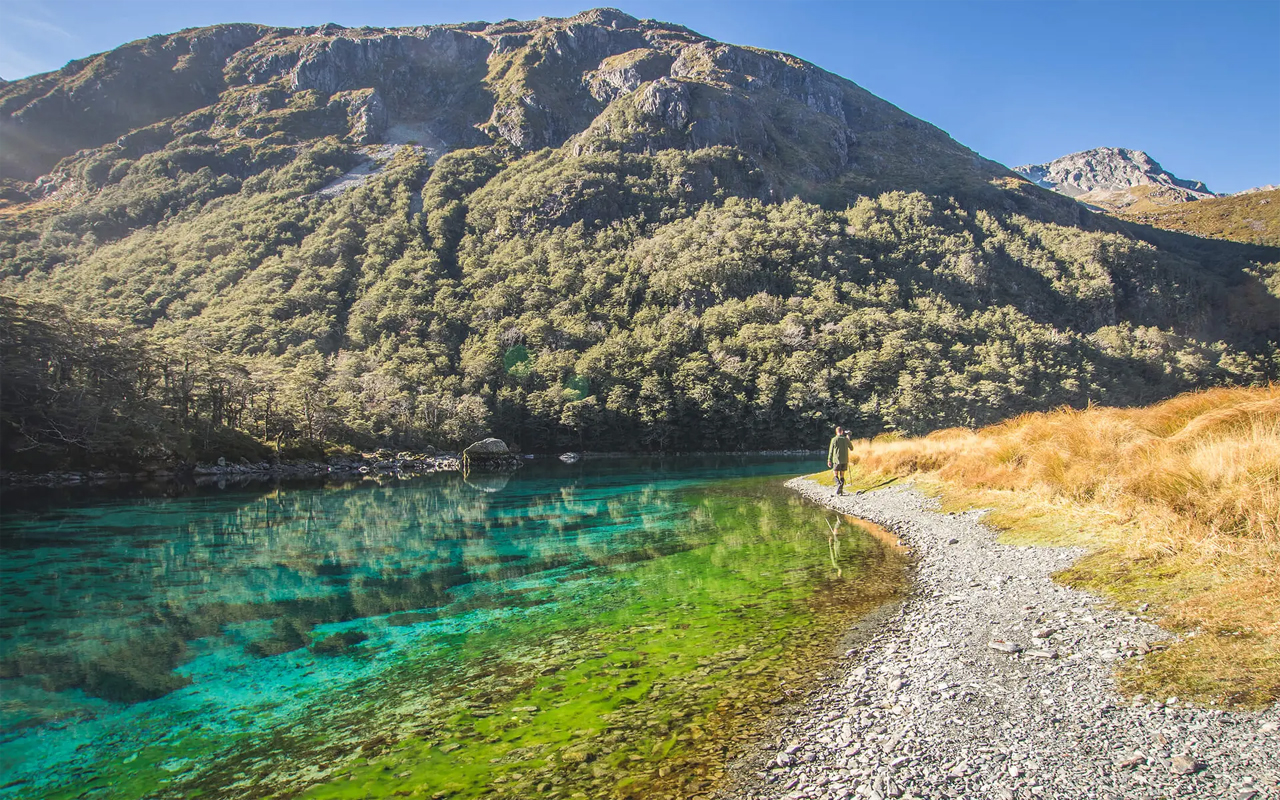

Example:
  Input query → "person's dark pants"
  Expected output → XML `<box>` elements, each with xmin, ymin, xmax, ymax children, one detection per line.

<box><xmin>833</xmin><ymin>463</ymin><xmax>847</xmax><ymax>494</ymax></box>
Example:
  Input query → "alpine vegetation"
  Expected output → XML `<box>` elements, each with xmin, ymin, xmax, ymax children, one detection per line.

<box><xmin>2</xmin><ymin>9</ymin><xmax>1277</xmax><ymax>471</ymax></box>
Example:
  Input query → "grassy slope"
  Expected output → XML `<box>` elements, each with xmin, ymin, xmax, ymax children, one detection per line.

<box><xmin>1075</xmin><ymin>183</ymin><xmax>1209</xmax><ymax>215</ymax></box>
<box><xmin>820</xmin><ymin>386</ymin><xmax>1279</xmax><ymax>707</ymax></box>
<box><xmin>1120</xmin><ymin>188</ymin><xmax>1280</xmax><ymax>247</ymax></box>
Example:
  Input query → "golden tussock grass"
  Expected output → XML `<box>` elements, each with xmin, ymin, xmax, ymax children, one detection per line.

<box><xmin>839</xmin><ymin>386</ymin><xmax>1280</xmax><ymax>707</ymax></box>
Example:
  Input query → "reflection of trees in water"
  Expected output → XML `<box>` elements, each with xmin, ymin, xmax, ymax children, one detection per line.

<box><xmin>144</xmin><ymin>480</ymin><xmax>900</xmax><ymax>800</ymax></box>
<box><xmin>1</xmin><ymin>471</ymin><xmax>907</xmax><ymax>800</ymax></box>
<box><xmin>0</xmin><ymin>473</ymin><xmax>721</xmax><ymax>703</ymax></box>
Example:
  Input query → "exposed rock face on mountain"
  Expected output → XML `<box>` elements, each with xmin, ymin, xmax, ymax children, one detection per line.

<box><xmin>1015</xmin><ymin>147</ymin><xmax>1215</xmax><ymax>213</ymax></box>
<box><xmin>0</xmin><ymin>8</ymin><xmax>1009</xmax><ymax>195</ymax></box>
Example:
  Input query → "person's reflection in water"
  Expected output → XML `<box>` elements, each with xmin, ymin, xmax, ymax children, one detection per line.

<box><xmin>826</xmin><ymin>517</ymin><xmax>843</xmax><ymax>578</ymax></box>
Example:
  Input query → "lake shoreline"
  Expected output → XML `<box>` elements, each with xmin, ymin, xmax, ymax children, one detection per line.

<box><xmin>0</xmin><ymin>453</ymin><xmax>467</xmax><ymax>489</ymax></box>
<box><xmin>715</xmin><ymin>477</ymin><xmax>1280</xmax><ymax>800</ymax></box>
<box><xmin>0</xmin><ymin>449</ymin><xmax>823</xmax><ymax>489</ymax></box>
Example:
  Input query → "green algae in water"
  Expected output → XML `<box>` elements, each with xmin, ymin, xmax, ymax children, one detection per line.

<box><xmin>0</xmin><ymin>457</ymin><xmax>906</xmax><ymax>799</ymax></box>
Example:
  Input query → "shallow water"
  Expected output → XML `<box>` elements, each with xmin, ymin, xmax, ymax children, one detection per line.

<box><xmin>0</xmin><ymin>457</ymin><xmax>905</xmax><ymax>799</ymax></box>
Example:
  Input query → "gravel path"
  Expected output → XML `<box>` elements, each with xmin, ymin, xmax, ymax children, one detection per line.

<box><xmin>723</xmin><ymin>478</ymin><xmax>1279</xmax><ymax>800</ymax></box>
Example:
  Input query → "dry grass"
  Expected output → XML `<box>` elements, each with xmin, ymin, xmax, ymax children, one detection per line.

<box><xmin>0</xmin><ymin>197</ymin><xmax>68</xmax><ymax>221</ymax></box>
<box><xmin>1119</xmin><ymin>187</ymin><xmax>1280</xmax><ymax>247</ymax></box>
<box><xmin>840</xmin><ymin>386</ymin><xmax>1280</xmax><ymax>707</ymax></box>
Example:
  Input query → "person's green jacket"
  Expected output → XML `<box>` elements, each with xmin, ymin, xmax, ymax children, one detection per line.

<box><xmin>828</xmin><ymin>435</ymin><xmax>851</xmax><ymax>466</ymax></box>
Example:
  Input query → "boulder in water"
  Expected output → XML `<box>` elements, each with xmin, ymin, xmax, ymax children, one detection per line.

<box><xmin>462</xmin><ymin>438</ymin><xmax>510</xmax><ymax>457</ymax></box>
<box><xmin>461</xmin><ymin>438</ymin><xmax>521</xmax><ymax>471</ymax></box>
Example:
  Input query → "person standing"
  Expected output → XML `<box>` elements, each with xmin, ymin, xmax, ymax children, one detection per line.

<box><xmin>827</xmin><ymin>426</ymin><xmax>852</xmax><ymax>495</ymax></box>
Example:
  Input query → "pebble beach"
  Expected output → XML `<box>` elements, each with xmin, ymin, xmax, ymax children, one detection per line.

<box><xmin>720</xmin><ymin>478</ymin><xmax>1279</xmax><ymax>800</ymax></box>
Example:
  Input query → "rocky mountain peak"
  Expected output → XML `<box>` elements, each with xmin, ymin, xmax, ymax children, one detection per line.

<box><xmin>564</xmin><ymin>7</ymin><xmax>642</xmax><ymax>29</ymax></box>
<box><xmin>1014</xmin><ymin>147</ymin><xmax>1214</xmax><ymax>212</ymax></box>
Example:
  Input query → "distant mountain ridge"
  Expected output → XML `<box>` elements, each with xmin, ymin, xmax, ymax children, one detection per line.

<box><xmin>1015</xmin><ymin>147</ymin><xmax>1214</xmax><ymax>213</ymax></box>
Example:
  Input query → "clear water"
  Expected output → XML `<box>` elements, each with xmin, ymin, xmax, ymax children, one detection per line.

<box><xmin>0</xmin><ymin>457</ymin><xmax>906</xmax><ymax>799</ymax></box>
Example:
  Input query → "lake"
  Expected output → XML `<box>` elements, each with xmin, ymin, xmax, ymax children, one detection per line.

<box><xmin>0</xmin><ymin>456</ymin><xmax>906</xmax><ymax>799</ymax></box>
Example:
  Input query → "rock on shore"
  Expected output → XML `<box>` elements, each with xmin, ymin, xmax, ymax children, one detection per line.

<box><xmin>718</xmin><ymin>478</ymin><xmax>1279</xmax><ymax>800</ymax></box>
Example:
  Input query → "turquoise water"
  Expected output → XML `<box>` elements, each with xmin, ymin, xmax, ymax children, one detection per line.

<box><xmin>0</xmin><ymin>457</ymin><xmax>904</xmax><ymax>799</ymax></box>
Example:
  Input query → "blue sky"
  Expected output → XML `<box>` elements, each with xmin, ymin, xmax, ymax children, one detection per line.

<box><xmin>1</xmin><ymin>0</ymin><xmax>1276</xmax><ymax>193</ymax></box>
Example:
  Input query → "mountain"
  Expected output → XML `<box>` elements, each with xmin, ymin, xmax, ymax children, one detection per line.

<box><xmin>1015</xmin><ymin>147</ymin><xmax>1215</xmax><ymax>213</ymax></box>
<box><xmin>1013</xmin><ymin>150</ymin><xmax>1279</xmax><ymax>245</ymax></box>
<box><xmin>1</xmin><ymin>9</ymin><xmax>1278</xmax><ymax>470</ymax></box>
<box><xmin>0</xmin><ymin>9</ymin><xmax>1010</xmax><ymax>198</ymax></box>
<box><xmin>0</xmin><ymin>23</ymin><xmax>268</xmax><ymax>184</ymax></box>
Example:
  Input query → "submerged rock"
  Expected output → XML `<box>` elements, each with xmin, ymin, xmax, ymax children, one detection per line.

<box><xmin>309</xmin><ymin>631</ymin><xmax>369</xmax><ymax>656</ymax></box>
<box><xmin>246</xmin><ymin>619</ymin><xmax>312</xmax><ymax>658</ymax></box>
<box><xmin>461</xmin><ymin>438</ymin><xmax>522</xmax><ymax>471</ymax></box>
